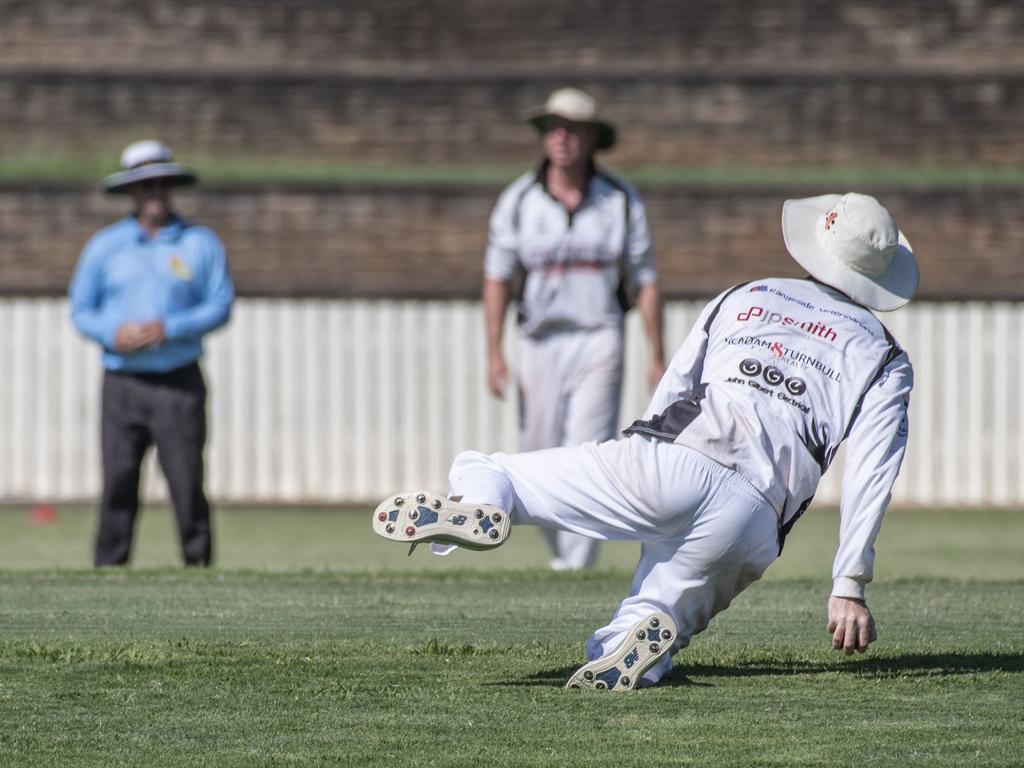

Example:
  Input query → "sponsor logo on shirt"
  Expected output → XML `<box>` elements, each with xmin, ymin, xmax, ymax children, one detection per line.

<box><xmin>736</xmin><ymin>306</ymin><xmax>838</xmax><ymax>343</ymax></box>
<box><xmin>726</xmin><ymin>358</ymin><xmax>809</xmax><ymax>413</ymax></box>
<box><xmin>539</xmin><ymin>261</ymin><xmax>606</xmax><ymax>274</ymax></box>
<box><xmin>527</xmin><ymin>244</ymin><xmax>616</xmax><ymax>272</ymax></box>
<box><xmin>749</xmin><ymin>285</ymin><xmax>768</xmax><ymax>293</ymax></box>
<box><xmin>723</xmin><ymin>336</ymin><xmax>842</xmax><ymax>382</ymax></box>
<box><xmin>756</xmin><ymin>285</ymin><xmax>877</xmax><ymax>335</ymax></box>
<box><xmin>169</xmin><ymin>254</ymin><xmax>193</xmax><ymax>281</ymax></box>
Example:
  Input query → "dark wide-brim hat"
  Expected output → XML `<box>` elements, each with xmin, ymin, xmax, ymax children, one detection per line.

<box><xmin>100</xmin><ymin>139</ymin><xmax>197</xmax><ymax>194</ymax></box>
<box><xmin>782</xmin><ymin>192</ymin><xmax>919</xmax><ymax>312</ymax></box>
<box><xmin>526</xmin><ymin>88</ymin><xmax>617</xmax><ymax>151</ymax></box>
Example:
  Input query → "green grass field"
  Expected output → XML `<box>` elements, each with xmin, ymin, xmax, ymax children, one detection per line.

<box><xmin>0</xmin><ymin>505</ymin><xmax>1022</xmax><ymax>767</ymax></box>
<box><xmin>4</xmin><ymin>153</ymin><xmax>1024</xmax><ymax>188</ymax></box>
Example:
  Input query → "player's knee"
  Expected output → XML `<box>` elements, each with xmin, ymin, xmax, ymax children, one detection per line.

<box><xmin>448</xmin><ymin>450</ymin><xmax>511</xmax><ymax>502</ymax></box>
<box><xmin>448</xmin><ymin>449</ymin><xmax>491</xmax><ymax>484</ymax></box>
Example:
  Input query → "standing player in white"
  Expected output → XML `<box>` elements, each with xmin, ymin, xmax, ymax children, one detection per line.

<box><xmin>484</xmin><ymin>87</ymin><xmax>666</xmax><ymax>571</ymax></box>
<box><xmin>374</xmin><ymin>192</ymin><xmax>917</xmax><ymax>691</ymax></box>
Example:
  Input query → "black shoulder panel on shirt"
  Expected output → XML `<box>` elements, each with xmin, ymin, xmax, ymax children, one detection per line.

<box><xmin>703</xmin><ymin>282</ymin><xmax>752</xmax><ymax>335</ymax></box>
<box><xmin>877</xmin><ymin>321</ymin><xmax>904</xmax><ymax>368</ymax></box>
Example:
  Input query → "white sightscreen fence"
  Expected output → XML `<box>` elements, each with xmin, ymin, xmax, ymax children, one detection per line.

<box><xmin>0</xmin><ymin>298</ymin><xmax>1021</xmax><ymax>506</ymax></box>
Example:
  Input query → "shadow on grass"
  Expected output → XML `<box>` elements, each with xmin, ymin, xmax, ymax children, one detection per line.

<box><xmin>674</xmin><ymin>652</ymin><xmax>1024</xmax><ymax>682</ymax></box>
<box><xmin>488</xmin><ymin>652</ymin><xmax>1024</xmax><ymax>688</ymax></box>
<box><xmin>487</xmin><ymin>664</ymin><xmax>713</xmax><ymax>688</ymax></box>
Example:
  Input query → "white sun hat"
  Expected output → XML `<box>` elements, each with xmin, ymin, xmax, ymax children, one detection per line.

<box><xmin>526</xmin><ymin>87</ymin><xmax>617</xmax><ymax>150</ymax></box>
<box><xmin>100</xmin><ymin>139</ymin><xmax>197</xmax><ymax>194</ymax></box>
<box><xmin>782</xmin><ymin>192</ymin><xmax>919</xmax><ymax>311</ymax></box>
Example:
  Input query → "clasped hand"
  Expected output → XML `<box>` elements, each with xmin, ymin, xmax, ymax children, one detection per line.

<box><xmin>114</xmin><ymin>320</ymin><xmax>166</xmax><ymax>353</ymax></box>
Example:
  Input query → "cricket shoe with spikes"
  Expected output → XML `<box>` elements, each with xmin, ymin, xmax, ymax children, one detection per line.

<box><xmin>371</xmin><ymin>492</ymin><xmax>511</xmax><ymax>552</ymax></box>
<box><xmin>565</xmin><ymin>612</ymin><xmax>677</xmax><ymax>691</ymax></box>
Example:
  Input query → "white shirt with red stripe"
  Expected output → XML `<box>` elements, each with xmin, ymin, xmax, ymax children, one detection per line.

<box><xmin>484</xmin><ymin>165</ymin><xmax>656</xmax><ymax>338</ymax></box>
<box><xmin>627</xmin><ymin>277</ymin><xmax>913</xmax><ymax>600</ymax></box>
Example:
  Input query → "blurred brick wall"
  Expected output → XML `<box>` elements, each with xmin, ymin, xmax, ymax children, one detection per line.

<box><xmin>3</xmin><ymin>72</ymin><xmax>1023</xmax><ymax>166</ymax></box>
<box><xmin>2</xmin><ymin>0</ymin><xmax>1022</xmax><ymax>74</ymax></box>
<box><xmin>1</xmin><ymin>0</ymin><xmax>1023</xmax><ymax>165</ymax></box>
<box><xmin>5</xmin><ymin>183</ymin><xmax>1020</xmax><ymax>301</ymax></box>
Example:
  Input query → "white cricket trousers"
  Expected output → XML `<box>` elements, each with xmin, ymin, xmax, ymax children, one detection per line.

<box><xmin>517</xmin><ymin>326</ymin><xmax>623</xmax><ymax>570</ymax></box>
<box><xmin>448</xmin><ymin>435</ymin><xmax>780</xmax><ymax>685</ymax></box>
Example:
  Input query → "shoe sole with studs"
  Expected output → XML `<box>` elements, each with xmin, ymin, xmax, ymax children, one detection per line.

<box><xmin>371</xmin><ymin>491</ymin><xmax>511</xmax><ymax>551</ymax></box>
<box><xmin>565</xmin><ymin>612</ymin><xmax>677</xmax><ymax>691</ymax></box>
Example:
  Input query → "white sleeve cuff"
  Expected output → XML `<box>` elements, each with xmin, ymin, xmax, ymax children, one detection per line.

<box><xmin>831</xmin><ymin>577</ymin><xmax>866</xmax><ymax>600</ymax></box>
<box><xmin>483</xmin><ymin>268</ymin><xmax>516</xmax><ymax>283</ymax></box>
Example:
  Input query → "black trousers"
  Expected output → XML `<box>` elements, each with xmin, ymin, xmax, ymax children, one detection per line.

<box><xmin>95</xmin><ymin>363</ymin><xmax>212</xmax><ymax>566</ymax></box>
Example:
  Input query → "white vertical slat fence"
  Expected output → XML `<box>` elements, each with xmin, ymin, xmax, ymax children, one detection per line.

<box><xmin>0</xmin><ymin>297</ymin><xmax>1021</xmax><ymax>507</ymax></box>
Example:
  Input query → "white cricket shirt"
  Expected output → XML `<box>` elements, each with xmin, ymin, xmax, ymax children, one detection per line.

<box><xmin>484</xmin><ymin>163</ymin><xmax>657</xmax><ymax>338</ymax></box>
<box><xmin>626</xmin><ymin>277</ymin><xmax>913</xmax><ymax>599</ymax></box>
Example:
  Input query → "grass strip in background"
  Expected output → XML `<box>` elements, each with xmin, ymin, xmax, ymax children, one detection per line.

<box><xmin>3</xmin><ymin>152</ymin><xmax>1024</xmax><ymax>188</ymax></box>
<box><xmin>1</xmin><ymin>505</ymin><xmax>1023</xmax><ymax>579</ymax></box>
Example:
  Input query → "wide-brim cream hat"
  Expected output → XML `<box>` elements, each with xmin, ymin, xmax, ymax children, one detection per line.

<box><xmin>101</xmin><ymin>139</ymin><xmax>197</xmax><ymax>194</ymax></box>
<box><xmin>526</xmin><ymin>87</ymin><xmax>616</xmax><ymax>151</ymax></box>
<box><xmin>782</xmin><ymin>192</ymin><xmax>919</xmax><ymax>311</ymax></box>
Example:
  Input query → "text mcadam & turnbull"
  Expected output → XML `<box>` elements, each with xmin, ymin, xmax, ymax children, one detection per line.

<box><xmin>723</xmin><ymin>336</ymin><xmax>842</xmax><ymax>383</ymax></box>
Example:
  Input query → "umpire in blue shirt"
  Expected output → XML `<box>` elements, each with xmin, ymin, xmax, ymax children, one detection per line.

<box><xmin>69</xmin><ymin>140</ymin><xmax>234</xmax><ymax>566</ymax></box>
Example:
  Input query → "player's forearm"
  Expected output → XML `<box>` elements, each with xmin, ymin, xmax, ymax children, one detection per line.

<box><xmin>69</xmin><ymin>272</ymin><xmax>117</xmax><ymax>348</ymax></box>
<box><xmin>70</xmin><ymin>307</ymin><xmax>118</xmax><ymax>349</ymax></box>
<box><xmin>482</xmin><ymin>278</ymin><xmax>510</xmax><ymax>354</ymax></box>
<box><xmin>832</xmin><ymin>358</ymin><xmax>913</xmax><ymax>599</ymax></box>
<box><xmin>69</xmin><ymin>260</ymin><xmax>117</xmax><ymax>347</ymax></box>
<box><xmin>635</xmin><ymin>282</ymin><xmax>665</xmax><ymax>366</ymax></box>
<box><xmin>831</xmin><ymin>501</ymin><xmax>889</xmax><ymax>599</ymax></box>
<box><xmin>163</xmin><ymin>298</ymin><xmax>233</xmax><ymax>341</ymax></box>
<box><xmin>832</xmin><ymin>443</ymin><xmax>905</xmax><ymax>598</ymax></box>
